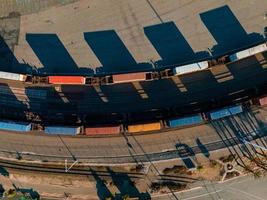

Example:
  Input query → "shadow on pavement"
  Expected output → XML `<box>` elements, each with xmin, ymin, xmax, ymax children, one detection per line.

<box><xmin>107</xmin><ymin>167</ymin><xmax>151</xmax><ymax>199</ymax></box>
<box><xmin>210</xmin><ymin>109</ymin><xmax>267</xmax><ymax>170</ymax></box>
<box><xmin>90</xmin><ymin>168</ymin><xmax>113</xmax><ymax>200</ymax></box>
<box><xmin>0</xmin><ymin>35</ymin><xmax>32</xmax><ymax>74</ymax></box>
<box><xmin>84</xmin><ymin>30</ymin><xmax>152</xmax><ymax>74</ymax></box>
<box><xmin>196</xmin><ymin>138</ymin><xmax>210</xmax><ymax>158</ymax></box>
<box><xmin>175</xmin><ymin>143</ymin><xmax>196</xmax><ymax>170</ymax></box>
<box><xmin>0</xmin><ymin>83</ymin><xmax>27</xmax><ymax>121</ymax></box>
<box><xmin>200</xmin><ymin>5</ymin><xmax>265</xmax><ymax>57</ymax></box>
<box><xmin>26</xmin><ymin>33</ymin><xmax>93</xmax><ymax>75</ymax></box>
<box><xmin>144</xmin><ymin>21</ymin><xmax>210</xmax><ymax>68</ymax></box>
<box><xmin>13</xmin><ymin>184</ymin><xmax>40</xmax><ymax>200</ymax></box>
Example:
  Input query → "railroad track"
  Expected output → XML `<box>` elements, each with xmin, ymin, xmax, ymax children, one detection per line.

<box><xmin>0</xmin><ymin>159</ymin><xmax>197</xmax><ymax>184</ymax></box>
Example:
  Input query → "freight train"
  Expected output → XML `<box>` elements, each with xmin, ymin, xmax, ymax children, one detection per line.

<box><xmin>0</xmin><ymin>42</ymin><xmax>266</xmax><ymax>86</ymax></box>
<box><xmin>0</xmin><ymin>101</ymin><xmax>263</xmax><ymax>136</ymax></box>
<box><xmin>0</xmin><ymin>42</ymin><xmax>266</xmax><ymax>135</ymax></box>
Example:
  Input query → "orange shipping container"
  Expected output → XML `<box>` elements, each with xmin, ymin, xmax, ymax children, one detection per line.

<box><xmin>112</xmin><ymin>72</ymin><xmax>146</xmax><ymax>83</ymax></box>
<box><xmin>48</xmin><ymin>76</ymin><xmax>85</xmax><ymax>85</ymax></box>
<box><xmin>128</xmin><ymin>122</ymin><xmax>161</xmax><ymax>133</ymax></box>
<box><xmin>85</xmin><ymin>125</ymin><xmax>121</xmax><ymax>135</ymax></box>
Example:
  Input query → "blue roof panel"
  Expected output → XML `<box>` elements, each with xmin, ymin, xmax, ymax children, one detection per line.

<box><xmin>0</xmin><ymin>121</ymin><xmax>31</xmax><ymax>132</ymax></box>
<box><xmin>45</xmin><ymin>126</ymin><xmax>79</xmax><ymax>135</ymax></box>
<box><xmin>168</xmin><ymin>114</ymin><xmax>203</xmax><ymax>128</ymax></box>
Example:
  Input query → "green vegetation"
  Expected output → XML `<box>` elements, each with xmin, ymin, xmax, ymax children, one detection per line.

<box><xmin>150</xmin><ymin>181</ymin><xmax>187</xmax><ymax>193</ymax></box>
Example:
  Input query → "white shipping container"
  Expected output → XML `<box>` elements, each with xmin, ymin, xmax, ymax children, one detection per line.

<box><xmin>173</xmin><ymin>61</ymin><xmax>209</xmax><ymax>75</ymax></box>
<box><xmin>0</xmin><ymin>71</ymin><xmax>26</xmax><ymax>81</ymax></box>
<box><xmin>230</xmin><ymin>43</ymin><xmax>267</xmax><ymax>62</ymax></box>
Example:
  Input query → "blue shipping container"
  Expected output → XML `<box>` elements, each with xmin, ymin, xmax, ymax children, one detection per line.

<box><xmin>168</xmin><ymin>114</ymin><xmax>203</xmax><ymax>128</ymax></box>
<box><xmin>0</xmin><ymin>121</ymin><xmax>31</xmax><ymax>132</ymax></box>
<box><xmin>45</xmin><ymin>126</ymin><xmax>79</xmax><ymax>135</ymax></box>
<box><xmin>209</xmin><ymin>105</ymin><xmax>243</xmax><ymax>120</ymax></box>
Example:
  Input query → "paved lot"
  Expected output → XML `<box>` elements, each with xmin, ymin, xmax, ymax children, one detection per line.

<box><xmin>0</xmin><ymin>0</ymin><xmax>77</xmax><ymax>18</ymax></box>
<box><xmin>154</xmin><ymin>175</ymin><xmax>267</xmax><ymax>200</ymax></box>
<box><xmin>8</xmin><ymin>0</ymin><xmax>267</xmax><ymax>74</ymax></box>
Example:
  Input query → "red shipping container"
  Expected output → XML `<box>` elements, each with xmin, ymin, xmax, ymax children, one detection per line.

<box><xmin>85</xmin><ymin>125</ymin><xmax>121</xmax><ymax>135</ymax></box>
<box><xmin>48</xmin><ymin>76</ymin><xmax>85</xmax><ymax>84</ymax></box>
<box><xmin>259</xmin><ymin>96</ymin><xmax>267</xmax><ymax>106</ymax></box>
<box><xmin>112</xmin><ymin>72</ymin><xmax>146</xmax><ymax>83</ymax></box>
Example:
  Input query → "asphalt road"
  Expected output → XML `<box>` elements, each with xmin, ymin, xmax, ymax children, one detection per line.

<box><xmin>0</xmin><ymin>106</ymin><xmax>266</xmax><ymax>164</ymax></box>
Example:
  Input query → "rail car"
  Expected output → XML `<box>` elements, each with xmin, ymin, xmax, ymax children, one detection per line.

<box><xmin>84</xmin><ymin>125</ymin><xmax>122</xmax><ymax>136</ymax></box>
<box><xmin>0</xmin><ymin>41</ymin><xmax>266</xmax><ymax>86</ymax></box>
<box><xmin>0</xmin><ymin>71</ymin><xmax>29</xmax><ymax>82</ymax></box>
<box><xmin>0</xmin><ymin>120</ymin><xmax>32</xmax><ymax>132</ymax></box>
<box><xmin>44</xmin><ymin>126</ymin><xmax>81</xmax><ymax>135</ymax></box>
<box><xmin>251</xmin><ymin>95</ymin><xmax>267</xmax><ymax>106</ymax></box>
<box><xmin>127</xmin><ymin>121</ymin><xmax>162</xmax><ymax>133</ymax></box>
<box><xmin>167</xmin><ymin>114</ymin><xmax>204</xmax><ymax>128</ymax></box>
<box><xmin>216</xmin><ymin>42</ymin><xmax>267</xmax><ymax>64</ymax></box>
<box><xmin>206</xmin><ymin>105</ymin><xmax>243</xmax><ymax>120</ymax></box>
<box><xmin>0</xmin><ymin>103</ymin><xmax>246</xmax><ymax>135</ymax></box>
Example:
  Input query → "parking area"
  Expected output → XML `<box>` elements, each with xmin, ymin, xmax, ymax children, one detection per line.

<box><xmin>0</xmin><ymin>0</ymin><xmax>265</xmax><ymax>74</ymax></box>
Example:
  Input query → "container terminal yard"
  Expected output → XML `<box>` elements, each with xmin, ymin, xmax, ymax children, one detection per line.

<box><xmin>0</xmin><ymin>0</ymin><xmax>267</xmax><ymax>199</ymax></box>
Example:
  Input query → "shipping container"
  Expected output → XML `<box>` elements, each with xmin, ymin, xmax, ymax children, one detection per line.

<box><xmin>48</xmin><ymin>76</ymin><xmax>85</xmax><ymax>85</ymax></box>
<box><xmin>0</xmin><ymin>71</ymin><xmax>26</xmax><ymax>82</ymax></box>
<box><xmin>229</xmin><ymin>43</ymin><xmax>267</xmax><ymax>62</ymax></box>
<box><xmin>128</xmin><ymin>122</ymin><xmax>161</xmax><ymax>133</ymax></box>
<box><xmin>173</xmin><ymin>61</ymin><xmax>209</xmax><ymax>76</ymax></box>
<box><xmin>0</xmin><ymin>120</ymin><xmax>31</xmax><ymax>132</ymax></box>
<box><xmin>112</xmin><ymin>72</ymin><xmax>146</xmax><ymax>83</ymax></box>
<box><xmin>44</xmin><ymin>126</ymin><xmax>80</xmax><ymax>135</ymax></box>
<box><xmin>168</xmin><ymin>114</ymin><xmax>203</xmax><ymax>128</ymax></box>
<box><xmin>85</xmin><ymin>125</ymin><xmax>121</xmax><ymax>135</ymax></box>
<box><xmin>25</xmin><ymin>88</ymin><xmax>47</xmax><ymax>99</ymax></box>
<box><xmin>209</xmin><ymin>105</ymin><xmax>243</xmax><ymax>120</ymax></box>
<box><xmin>259</xmin><ymin>96</ymin><xmax>267</xmax><ymax>106</ymax></box>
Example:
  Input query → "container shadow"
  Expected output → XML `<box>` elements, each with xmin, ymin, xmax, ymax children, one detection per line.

<box><xmin>144</xmin><ymin>21</ymin><xmax>210</xmax><ymax>68</ymax></box>
<box><xmin>84</xmin><ymin>30</ymin><xmax>152</xmax><ymax>74</ymax></box>
<box><xmin>90</xmin><ymin>168</ymin><xmax>114</xmax><ymax>200</ymax></box>
<box><xmin>0</xmin><ymin>35</ymin><xmax>32</xmax><ymax>74</ymax></box>
<box><xmin>210</xmin><ymin>109</ymin><xmax>267</xmax><ymax>170</ymax></box>
<box><xmin>196</xmin><ymin>138</ymin><xmax>210</xmax><ymax>158</ymax></box>
<box><xmin>200</xmin><ymin>5</ymin><xmax>265</xmax><ymax>57</ymax></box>
<box><xmin>0</xmin><ymin>83</ymin><xmax>27</xmax><ymax>121</ymax></box>
<box><xmin>175</xmin><ymin>143</ymin><xmax>196</xmax><ymax>170</ymax></box>
<box><xmin>107</xmin><ymin>167</ymin><xmax>151</xmax><ymax>199</ymax></box>
<box><xmin>26</xmin><ymin>33</ymin><xmax>93</xmax><ymax>75</ymax></box>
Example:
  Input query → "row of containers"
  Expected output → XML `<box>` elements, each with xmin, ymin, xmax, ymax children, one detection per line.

<box><xmin>0</xmin><ymin>95</ymin><xmax>266</xmax><ymax>136</ymax></box>
<box><xmin>0</xmin><ymin>42</ymin><xmax>266</xmax><ymax>85</ymax></box>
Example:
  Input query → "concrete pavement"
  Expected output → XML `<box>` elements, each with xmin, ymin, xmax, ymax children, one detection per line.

<box><xmin>13</xmin><ymin>0</ymin><xmax>267</xmax><ymax>73</ymax></box>
<box><xmin>153</xmin><ymin>175</ymin><xmax>267</xmax><ymax>200</ymax></box>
